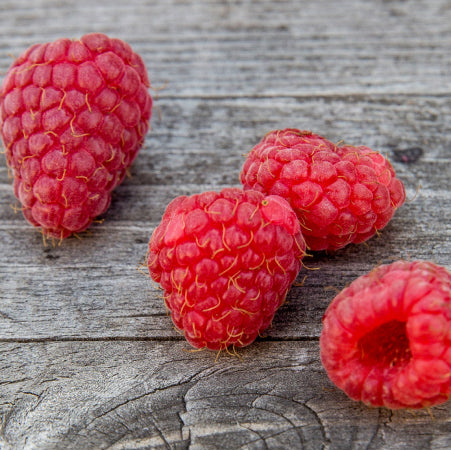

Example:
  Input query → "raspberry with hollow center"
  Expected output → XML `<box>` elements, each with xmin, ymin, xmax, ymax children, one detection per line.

<box><xmin>0</xmin><ymin>33</ymin><xmax>152</xmax><ymax>239</ymax></box>
<box><xmin>147</xmin><ymin>188</ymin><xmax>307</xmax><ymax>351</ymax></box>
<box><xmin>240</xmin><ymin>128</ymin><xmax>406</xmax><ymax>251</ymax></box>
<box><xmin>320</xmin><ymin>260</ymin><xmax>451</xmax><ymax>409</ymax></box>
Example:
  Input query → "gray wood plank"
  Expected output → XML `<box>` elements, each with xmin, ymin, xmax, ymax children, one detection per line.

<box><xmin>1</xmin><ymin>95</ymin><xmax>450</xmax><ymax>211</ymax></box>
<box><xmin>0</xmin><ymin>97</ymin><xmax>449</xmax><ymax>341</ymax></box>
<box><xmin>0</xmin><ymin>341</ymin><xmax>450</xmax><ymax>450</ymax></box>
<box><xmin>0</xmin><ymin>0</ymin><xmax>450</xmax><ymax>96</ymax></box>
<box><xmin>0</xmin><ymin>195</ymin><xmax>449</xmax><ymax>342</ymax></box>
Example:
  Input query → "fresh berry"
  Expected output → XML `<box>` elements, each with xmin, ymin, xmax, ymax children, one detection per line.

<box><xmin>147</xmin><ymin>188</ymin><xmax>306</xmax><ymax>351</ymax></box>
<box><xmin>320</xmin><ymin>260</ymin><xmax>451</xmax><ymax>409</ymax></box>
<box><xmin>240</xmin><ymin>129</ymin><xmax>406</xmax><ymax>251</ymax></box>
<box><xmin>0</xmin><ymin>33</ymin><xmax>152</xmax><ymax>239</ymax></box>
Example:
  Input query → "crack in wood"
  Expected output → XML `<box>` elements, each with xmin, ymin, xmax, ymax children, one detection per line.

<box><xmin>236</xmin><ymin>420</ymin><xmax>270</xmax><ymax>450</ymax></box>
<box><xmin>0</xmin><ymin>378</ymin><xmax>31</xmax><ymax>386</ymax></box>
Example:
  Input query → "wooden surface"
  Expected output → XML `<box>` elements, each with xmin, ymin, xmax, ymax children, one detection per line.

<box><xmin>0</xmin><ymin>0</ymin><xmax>450</xmax><ymax>449</ymax></box>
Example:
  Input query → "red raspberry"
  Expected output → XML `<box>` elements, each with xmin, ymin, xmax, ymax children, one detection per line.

<box><xmin>240</xmin><ymin>129</ymin><xmax>406</xmax><ymax>251</ymax></box>
<box><xmin>0</xmin><ymin>33</ymin><xmax>152</xmax><ymax>239</ymax></box>
<box><xmin>147</xmin><ymin>188</ymin><xmax>306</xmax><ymax>351</ymax></box>
<box><xmin>320</xmin><ymin>260</ymin><xmax>451</xmax><ymax>409</ymax></box>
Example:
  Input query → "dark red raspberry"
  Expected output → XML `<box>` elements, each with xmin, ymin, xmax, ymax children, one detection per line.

<box><xmin>147</xmin><ymin>188</ymin><xmax>306</xmax><ymax>351</ymax></box>
<box><xmin>240</xmin><ymin>129</ymin><xmax>406</xmax><ymax>251</ymax></box>
<box><xmin>0</xmin><ymin>33</ymin><xmax>152</xmax><ymax>239</ymax></box>
<box><xmin>320</xmin><ymin>260</ymin><xmax>451</xmax><ymax>409</ymax></box>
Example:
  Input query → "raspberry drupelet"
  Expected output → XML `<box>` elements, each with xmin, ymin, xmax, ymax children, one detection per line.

<box><xmin>320</xmin><ymin>260</ymin><xmax>451</xmax><ymax>409</ymax></box>
<box><xmin>147</xmin><ymin>188</ymin><xmax>307</xmax><ymax>351</ymax></box>
<box><xmin>0</xmin><ymin>33</ymin><xmax>153</xmax><ymax>239</ymax></box>
<box><xmin>240</xmin><ymin>129</ymin><xmax>406</xmax><ymax>251</ymax></box>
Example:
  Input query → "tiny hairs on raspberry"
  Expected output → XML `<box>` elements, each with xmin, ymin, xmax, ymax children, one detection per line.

<box><xmin>0</xmin><ymin>33</ymin><xmax>153</xmax><ymax>240</ymax></box>
<box><xmin>320</xmin><ymin>260</ymin><xmax>451</xmax><ymax>409</ymax></box>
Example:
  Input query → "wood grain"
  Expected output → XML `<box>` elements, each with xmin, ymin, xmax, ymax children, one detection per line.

<box><xmin>0</xmin><ymin>0</ymin><xmax>450</xmax><ymax>448</ymax></box>
<box><xmin>1</xmin><ymin>341</ymin><xmax>450</xmax><ymax>449</ymax></box>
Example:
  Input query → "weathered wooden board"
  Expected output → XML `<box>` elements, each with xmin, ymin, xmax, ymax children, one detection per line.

<box><xmin>1</xmin><ymin>341</ymin><xmax>450</xmax><ymax>449</ymax></box>
<box><xmin>0</xmin><ymin>191</ymin><xmax>449</xmax><ymax>343</ymax></box>
<box><xmin>0</xmin><ymin>98</ymin><xmax>449</xmax><ymax>342</ymax></box>
<box><xmin>0</xmin><ymin>0</ymin><xmax>450</xmax><ymax>448</ymax></box>
<box><xmin>1</xmin><ymin>0</ymin><xmax>450</xmax><ymax>97</ymax></box>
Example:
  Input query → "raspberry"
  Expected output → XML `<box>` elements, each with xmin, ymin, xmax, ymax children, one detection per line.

<box><xmin>0</xmin><ymin>33</ymin><xmax>152</xmax><ymax>239</ymax></box>
<box><xmin>320</xmin><ymin>260</ymin><xmax>451</xmax><ymax>409</ymax></box>
<box><xmin>240</xmin><ymin>129</ymin><xmax>406</xmax><ymax>251</ymax></box>
<box><xmin>147</xmin><ymin>188</ymin><xmax>306</xmax><ymax>351</ymax></box>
